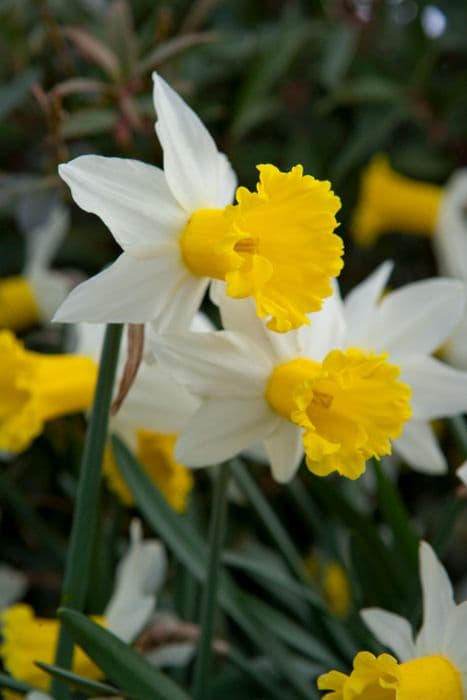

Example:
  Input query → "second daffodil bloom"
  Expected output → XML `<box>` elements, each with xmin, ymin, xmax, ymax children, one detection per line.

<box><xmin>53</xmin><ymin>73</ymin><xmax>343</xmax><ymax>333</ymax></box>
<box><xmin>318</xmin><ymin>542</ymin><xmax>467</xmax><ymax>700</ymax></box>
<box><xmin>152</xmin><ymin>263</ymin><xmax>467</xmax><ymax>481</ymax></box>
<box><xmin>0</xmin><ymin>520</ymin><xmax>166</xmax><ymax>693</ymax></box>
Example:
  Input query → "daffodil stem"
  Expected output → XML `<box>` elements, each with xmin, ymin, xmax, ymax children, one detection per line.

<box><xmin>192</xmin><ymin>463</ymin><xmax>230</xmax><ymax>700</ymax></box>
<box><xmin>52</xmin><ymin>323</ymin><xmax>123</xmax><ymax>700</ymax></box>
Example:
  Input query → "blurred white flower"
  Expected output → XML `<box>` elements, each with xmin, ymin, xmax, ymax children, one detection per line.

<box><xmin>0</xmin><ymin>204</ymin><xmax>73</xmax><ymax>331</ymax></box>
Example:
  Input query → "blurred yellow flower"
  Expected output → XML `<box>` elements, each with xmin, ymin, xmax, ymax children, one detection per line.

<box><xmin>352</xmin><ymin>154</ymin><xmax>442</xmax><ymax>247</ymax></box>
<box><xmin>0</xmin><ymin>277</ymin><xmax>42</xmax><ymax>331</ymax></box>
<box><xmin>304</xmin><ymin>553</ymin><xmax>351</xmax><ymax>617</ymax></box>
<box><xmin>104</xmin><ymin>431</ymin><xmax>193</xmax><ymax>512</ymax></box>
<box><xmin>0</xmin><ymin>331</ymin><xmax>97</xmax><ymax>454</ymax></box>
<box><xmin>0</xmin><ymin>604</ymin><xmax>103</xmax><ymax>695</ymax></box>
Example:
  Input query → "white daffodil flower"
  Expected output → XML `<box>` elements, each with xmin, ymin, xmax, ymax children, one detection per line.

<box><xmin>0</xmin><ymin>204</ymin><xmax>72</xmax><ymax>331</ymax></box>
<box><xmin>318</xmin><ymin>542</ymin><xmax>467</xmax><ymax>699</ymax></box>
<box><xmin>151</xmin><ymin>263</ymin><xmax>467</xmax><ymax>481</ymax></box>
<box><xmin>434</xmin><ymin>170</ymin><xmax>467</xmax><ymax>369</ymax></box>
<box><xmin>54</xmin><ymin>73</ymin><xmax>343</xmax><ymax>334</ymax></box>
<box><xmin>54</xmin><ymin>73</ymin><xmax>236</xmax><ymax>331</ymax></box>
<box><xmin>0</xmin><ymin>520</ymin><xmax>167</xmax><ymax>691</ymax></box>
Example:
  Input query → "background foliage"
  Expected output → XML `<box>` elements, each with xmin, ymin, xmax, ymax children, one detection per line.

<box><xmin>1</xmin><ymin>0</ymin><xmax>467</xmax><ymax>698</ymax></box>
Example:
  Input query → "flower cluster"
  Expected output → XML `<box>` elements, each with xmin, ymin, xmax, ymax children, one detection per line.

<box><xmin>49</xmin><ymin>73</ymin><xmax>467</xmax><ymax>484</ymax></box>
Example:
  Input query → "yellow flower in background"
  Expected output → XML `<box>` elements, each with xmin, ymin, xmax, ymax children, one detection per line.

<box><xmin>54</xmin><ymin>73</ymin><xmax>343</xmax><ymax>334</ymax></box>
<box><xmin>304</xmin><ymin>553</ymin><xmax>351</xmax><ymax>617</ymax></box>
<box><xmin>351</xmin><ymin>154</ymin><xmax>442</xmax><ymax>247</ymax></box>
<box><xmin>0</xmin><ymin>330</ymin><xmax>97</xmax><ymax>454</ymax></box>
<box><xmin>318</xmin><ymin>543</ymin><xmax>467</xmax><ymax>700</ymax></box>
<box><xmin>0</xmin><ymin>205</ymin><xmax>73</xmax><ymax>332</ymax></box>
<box><xmin>1</xmin><ymin>605</ymin><xmax>103</xmax><ymax>695</ymax></box>
<box><xmin>104</xmin><ymin>431</ymin><xmax>193</xmax><ymax>512</ymax></box>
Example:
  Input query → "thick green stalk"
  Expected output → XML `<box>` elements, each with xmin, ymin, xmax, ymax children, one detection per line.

<box><xmin>52</xmin><ymin>323</ymin><xmax>123</xmax><ymax>700</ymax></box>
<box><xmin>191</xmin><ymin>463</ymin><xmax>230</xmax><ymax>700</ymax></box>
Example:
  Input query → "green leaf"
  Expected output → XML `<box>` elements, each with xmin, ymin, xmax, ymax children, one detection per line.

<box><xmin>319</xmin><ymin>24</ymin><xmax>358</xmax><ymax>89</ymax></box>
<box><xmin>58</xmin><ymin>609</ymin><xmax>191</xmax><ymax>700</ymax></box>
<box><xmin>0</xmin><ymin>68</ymin><xmax>41</xmax><ymax>121</ymax></box>
<box><xmin>239</xmin><ymin>593</ymin><xmax>341</xmax><ymax>667</ymax></box>
<box><xmin>112</xmin><ymin>436</ymin><xmax>320</xmax><ymax>699</ymax></box>
<box><xmin>372</xmin><ymin>459</ymin><xmax>419</xmax><ymax>569</ymax></box>
<box><xmin>230</xmin><ymin>460</ymin><xmax>305</xmax><ymax>580</ymax></box>
<box><xmin>222</xmin><ymin>549</ymin><xmax>324</xmax><ymax>610</ymax></box>
<box><xmin>61</xmin><ymin>108</ymin><xmax>117</xmax><ymax>139</ymax></box>
<box><xmin>0</xmin><ymin>672</ymin><xmax>35</xmax><ymax>695</ymax></box>
<box><xmin>35</xmin><ymin>662</ymin><xmax>123</xmax><ymax>697</ymax></box>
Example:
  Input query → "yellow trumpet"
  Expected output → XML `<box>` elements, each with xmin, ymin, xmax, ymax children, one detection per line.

<box><xmin>352</xmin><ymin>154</ymin><xmax>443</xmax><ymax>247</ymax></box>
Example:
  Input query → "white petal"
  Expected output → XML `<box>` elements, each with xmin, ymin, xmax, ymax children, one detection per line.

<box><xmin>435</xmin><ymin>169</ymin><xmax>467</xmax><ymax>280</ymax></box>
<box><xmin>146</xmin><ymin>641</ymin><xmax>195</xmax><ymax>668</ymax></box>
<box><xmin>151</xmin><ymin>275</ymin><xmax>208</xmax><ymax>334</ymax></box>
<box><xmin>402</xmin><ymin>355</ymin><xmax>467</xmax><ymax>419</ymax></box>
<box><xmin>0</xmin><ymin>564</ymin><xmax>28</xmax><ymax>609</ymax></box>
<box><xmin>415</xmin><ymin>541</ymin><xmax>455</xmax><ymax>655</ymax></box>
<box><xmin>26</xmin><ymin>693</ymin><xmax>52</xmax><ymax>700</ymax></box>
<box><xmin>28</xmin><ymin>269</ymin><xmax>73</xmax><ymax>322</ymax></box>
<box><xmin>153</xmin><ymin>73</ymin><xmax>236</xmax><ymax>211</ymax></box>
<box><xmin>298</xmin><ymin>285</ymin><xmax>346</xmax><ymax>362</ymax></box>
<box><xmin>394</xmin><ymin>420</ymin><xmax>447</xmax><ymax>474</ymax></box>
<box><xmin>344</xmin><ymin>261</ymin><xmax>393</xmax><ymax>347</ymax></box>
<box><xmin>372</xmin><ymin>278</ymin><xmax>466</xmax><ymax>360</ymax></box>
<box><xmin>360</xmin><ymin>608</ymin><xmax>415</xmax><ymax>662</ymax></box>
<box><xmin>24</xmin><ymin>203</ymin><xmax>69</xmax><ymax>273</ymax></box>
<box><xmin>264</xmin><ymin>421</ymin><xmax>303</xmax><ymax>483</ymax></box>
<box><xmin>53</xmin><ymin>250</ymin><xmax>188</xmax><ymax>324</ymax></box>
<box><xmin>443</xmin><ymin>601</ymin><xmax>467</xmax><ymax>669</ymax></box>
<box><xmin>215</xmin><ymin>286</ymin><xmax>300</xmax><ymax>363</ymax></box>
<box><xmin>457</xmin><ymin>461</ymin><xmax>467</xmax><ymax>486</ymax></box>
<box><xmin>105</xmin><ymin>519</ymin><xmax>167</xmax><ymax>643</ymax></box>
<box><xmin>59</xmin><ymin>155</ymin><xmax>185</xmax><ymax>255</ymax></box>
<box><xmin>152</xmin><ymin>330</ymin><xmax>272</xmax><ymax>398</ymax></box>
<box><xmin>442</xmin><ymin>315</ymin><xmax>467</xmax><ymax>371</ymax></box>
<box><xmin>114</xmin><ymin>364</ymin><xmax>200</xmax><ymax>435</ymax></box>
<box><xmin>175</xmin><ymin>398</ymin><xmax>279</xmax><ymax>466</ymax></box>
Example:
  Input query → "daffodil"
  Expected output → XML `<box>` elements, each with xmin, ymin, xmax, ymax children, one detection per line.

<box><xmin>152</xmin><ymin>263</ymin><xmax>467</xmax><ymax>480</ymax></box>
<box><xmin>0</xmin><ymin>204</ymin><xmax>73</xmax><ymax>331</ymax></box>
<box><xmin>434</xmin><ymin>170</ymin><xmax>467</xmax><ymax>369</ymax></box>
<box><xmin>53</xmin><ymin>73</ymin><xmax>343</xmax><ymax>333</ymax></box>
<box><xmin>318</xmin><ymin>541</ymin><xmax>467</xmax><ymax>700</ymax></box>
<box><xmin>0</xmin><ymin>520</ymin><xmax>166</xmax><ymax>693</ymax></box>
<box><xmin>351</xmin><ymin>154</ymin><xmax>442</xmax><ymax>247</ymax></box>
<box><xmin>0</xmin><ymin>330</ymin><xmax>97</xmax><ymax>454</ymax></box>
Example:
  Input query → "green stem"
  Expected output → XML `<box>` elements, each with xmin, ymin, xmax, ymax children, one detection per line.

<box><xmin>191</xmin><ymin>463</ymin><xmax>230</xmax><ymax>700</ymax></box>
<box><xmin>231</xmin><ymin>459</ymin><xmax>305</xmax><ymax>580</ymax></box>
<box><xmin>52</xmin><ymin>324</ymin><xmax>123</xmax><ymax>700</ymax></box>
